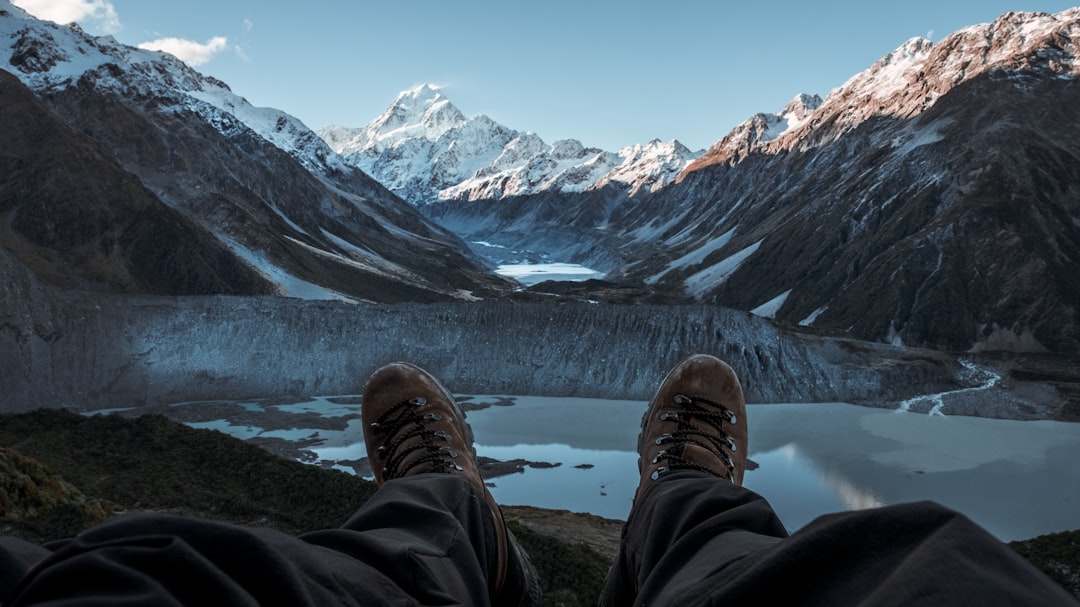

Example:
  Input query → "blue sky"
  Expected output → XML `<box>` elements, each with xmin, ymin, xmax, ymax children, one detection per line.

<box><xmin>12</xmin><ymin>1</ymin><xmax>1080</xmax><ymax>151</ymax></box>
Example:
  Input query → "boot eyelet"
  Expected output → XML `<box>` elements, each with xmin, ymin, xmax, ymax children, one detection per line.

<box><xmin>660</xmin><ymin>411</ymin><xmax>679</xmax><ymax>421</ymax></box>
<box><xmin>673</xmin><ymin>394</ymin><xmax>692</xmax><ymax>405</ymax></box>
<box><xmin>655</xmin><ymin>433</ymin><xmax>672</xmax><ymax>445</ymax></box>
<box><xmin>408</xmin><ymin>397</ymin><xmax>427</xmax><ymax>406</ymax></box>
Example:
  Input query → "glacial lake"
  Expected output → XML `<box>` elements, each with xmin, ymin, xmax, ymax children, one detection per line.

<box><xmin>494</xmin><ymin>262</ymin><xmax>605</xmax><ymax>286</ymax></box>
<box><xmin>165</xmin><ymin>396</ymin><xmax>1080</xmax><ymax>542</ymax></box>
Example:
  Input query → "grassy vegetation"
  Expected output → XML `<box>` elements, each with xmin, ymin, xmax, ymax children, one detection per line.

<box><xmin>508</xmin><ymin>520</ymin><xmax>611</xmax><ymax>607</ymax></box>
<box><xmin>1010</xmin><ymin>530</ymin><xmax>1080</xmax><ymax>598</ymax></box>
<box><xmin>0</xmin><ymin>446</ymin><xmax>112</xmax><ymax>542</ymax></box>
<box><xmin>0</xmin><ymin>409</ymin><xmax>377</xmax><ymax>536</ymax></box>
<box><xmin>1</xmin><ymin>408</ymin><xmax>1076</xmax><ymax>603</ymax></box>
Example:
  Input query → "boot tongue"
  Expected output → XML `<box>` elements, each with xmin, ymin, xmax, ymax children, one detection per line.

<box><xmin>682</xmin><ymin>443</ymin><xmax>731</xmax><ymax>478</ymax></box>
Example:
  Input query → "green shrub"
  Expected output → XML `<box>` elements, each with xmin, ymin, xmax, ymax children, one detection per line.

<box><xmin>508</xmin><ymin>520</ymin><xmax>610</xmax><ymax>607</ymax></box>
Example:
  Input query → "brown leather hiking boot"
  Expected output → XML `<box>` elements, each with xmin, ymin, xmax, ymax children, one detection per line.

<box><xmin>637</xmin><ymin>354</ymin><xmax>748</xmax><ymax>495</ymax></box>
<box><xmin>361</xmin><ymin>362</ymin><xmax>541</xmax><ymax>607</ymax></box>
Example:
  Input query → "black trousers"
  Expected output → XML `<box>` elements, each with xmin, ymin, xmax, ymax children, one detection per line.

<box><xmin>0</xmin><ymin>475</ymin><xmax>499</xmax><ymax>606</ymax></box>
<box><xmin>2</xmin><ymin>471</ymin><xmax>1075</xmax><ymax>606</ymax></box>
<box><xmin>601</xmin><ymin>470</ymin><xmax>1077</xmax><ymax>606</ymax></box>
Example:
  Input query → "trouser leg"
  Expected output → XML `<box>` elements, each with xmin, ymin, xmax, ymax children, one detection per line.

<box><xmin>304</xmin><ymin>473</ymin><xmax>500</xmax><ymax>605</ymax></box>
<box><xmin>599</xmin><ymin>470</ymin><xmax>787</xmax><ymax>607</ymax></box>
<box><xmin>3</xmin><ymin>474</ymin><xmax>498</xmax><ymax>606</ymax></box>
<box><xmin>0</xmin><ymin>536</ymin><xmax>52</xmax><ymax>602</ymax></box>
<box><xmin>601</xmin><ymin>470</ymin><xmax>1076</xmax><ymax>607</ymax></box>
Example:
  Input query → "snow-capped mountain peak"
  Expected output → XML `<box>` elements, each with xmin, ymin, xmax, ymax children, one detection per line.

<box><xmin>796</xmin><ymin>8</ymin><xmax>1080</xmax><ymax>143</ymax></box>
<box><xmin>688</xmin><ymin>93</ymin><xmax>823</xmax><ymax>167</ymax></box>
<box><xmin>598</xmin><ymin>139</ymin><xmax>702</xmax><ymax>194</ymax></box>
<box><xmin>369</xmin><ymin>84</ymin><xmax>465</xmax><ymax>148</ymax></box>
<box><xmin>0</xmin><ymin>0</ymin><xmax>31</xmax><ymax>20</ymax></box>
<box><xmin>689</xmin><ymin>8</ymin><xmax>1080</xmax><ymax>173</ymax></box>
<box><xmin>318</xmin><ymin>85</ymin><xmax>703</xmax><ymax>204</ymax></box>
<box><xmin>0</xmin><ymin>5</ymin><xmax>346</xmax><ymax>174</ymax></box>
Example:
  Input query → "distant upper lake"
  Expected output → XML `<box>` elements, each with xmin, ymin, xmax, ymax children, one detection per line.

<box><xmin>494</xmin><ymin>262</ymin><xmax>605</xmax><ymax>286</ymax></box>
<box><xmin>145</xmin><ymin>395</ymin><xmax>1079</xmax><ymax>542</ymax></box>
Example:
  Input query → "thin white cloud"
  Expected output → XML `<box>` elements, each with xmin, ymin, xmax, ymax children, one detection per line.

<box><xmin>11</xmin><ymin>0</ymin><xmax>121</xmax><ymax>34</ymax></box>
<box><xmin>138</xmin><ymin>36</ymin><xmax>229</xmax><ymax>67</ymax></box>
<box><xmin>243</xmin><ymin>18</ymin><xmax>254</xmax><ymax>33</ymax></box>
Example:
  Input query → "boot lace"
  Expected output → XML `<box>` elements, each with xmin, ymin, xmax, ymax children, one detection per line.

<box><xmin>369</xmin><ymin>396</ymin><xmax>463</xmax><ymax>478</ymax></box>
<box><xmin>651</xmin><ymin>393</ymin><xmax>738</xmax><ymax>481</ymax></box>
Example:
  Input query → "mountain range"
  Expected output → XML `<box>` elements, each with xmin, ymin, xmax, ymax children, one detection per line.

<box><xmin>325</xmin><ymin>9</ymin><xmax>1080</xmax><ymax>355</ymax></box>
<box><xmin>318</xmin><ymin>84</ymin><xmax>702</xmax><ymax>205</ymax></box>
<box><xmin>2</xmin><ymin>3</ymin><xmax>1079</xmax><ymax>357</ymax></box>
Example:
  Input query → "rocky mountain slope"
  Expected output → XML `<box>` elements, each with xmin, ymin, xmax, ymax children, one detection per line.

<box><xmin>618</xmin><ymin>9</ymin><xmax>1080</xmax><ymax>354</ymax></box>
<box><xmin>319</xmin><ymin>84</ymin><xmax>701</xmax><ymax>206</ymax></box>
<box><xmin>0</xmin><ymin>70</ymin><xmax>275</xmax><ymax>295</ymax></box>
<box><xmin>0</xmin><ymin>1</ymin><xmax>508</xmax><ymax>302</ymax></box>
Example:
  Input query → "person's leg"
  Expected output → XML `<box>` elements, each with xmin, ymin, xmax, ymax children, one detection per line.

<box><xmin>3</xmin><ymin>512</ymin><xmax>438</xmax><ymax>606</ymax></box>
<box><xmin>2</xmin><ymin>477</ymin><xmax>513</xmax><ymax>606</ymax></box>
<box><xmin>599</xmin><ymin>470</ymin><xmax>788</xmax><ymax>606</ymax></box>
<box><xmin>677</xmin><ymin>497</ymin><xmax>1079</xmax><ymax>607</ymax></box>
<box><xmin>302</xmin><ymin>473</ymin><xmax>506</xmax><ymax>606</ymax></box>
<box><xmin>601</xmin><ymin>354</ymin><xmax>1077</xmax><ymax>606</ymax></box>
<box><xmin>0</xmin><ymin>536</ymin><xmax>52</xmax><ymax>601</ymax></box>
<box><xmin>346</xmin><ymin>361</ymin><xmax>541</xmax><ymax>606</ymax></box>
<box><xmin>600</xmin><ymin>353</ymin><xmax>765</xmax><ymax>606</ymax></box>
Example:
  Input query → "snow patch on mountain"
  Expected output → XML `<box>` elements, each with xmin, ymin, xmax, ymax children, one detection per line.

<box><xmin>751</xmin><ymin>290</ymin><xmax>791</xmax><ymax>319</ymax></box>
<box><xmin>800</xmin><ymin>306</ymin><xmax>828</xmax><ymax>327</ymax></box>
<box><xmin>318</xmin><ymin>84</ymin><xmax>702</xmax><ymax>205</ymax></box>
<box><xmin>216</xmin><ymin>235</ymin><xmax>356</xmax><ymax>303</ymax></box>
<box><xmin>684</xmin><ymin>239</ymin><xmax>764</xmax><ymax>299</ymax></box>
<box><xmin>646</xmin><ymin>227</ymin><xmax>737</xmax><ymax>285</ymax></box>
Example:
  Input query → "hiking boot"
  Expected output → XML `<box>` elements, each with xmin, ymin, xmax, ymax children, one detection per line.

<box><xmin>362</xmin><ymin>362</ymin><xmax>541</xmax><ymax>607</ymax></box>
<box><xmin>637</xmin><ymin>354</ymin><xmax>748</xmax><ymax>494</ymax></box>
